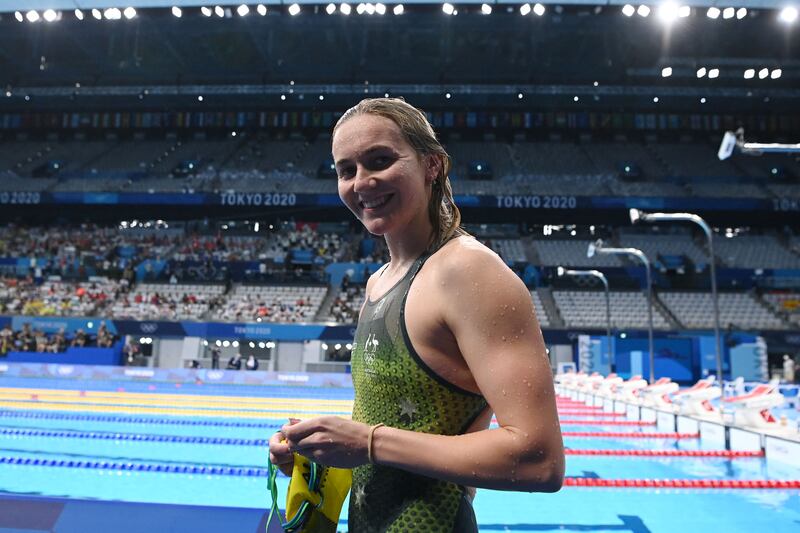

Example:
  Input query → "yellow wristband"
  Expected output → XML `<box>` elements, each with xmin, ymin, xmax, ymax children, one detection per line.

<box><xmin>367</xmin><ymin>423</ymin><xmax>385</xmax><ymax>464</ymax></box>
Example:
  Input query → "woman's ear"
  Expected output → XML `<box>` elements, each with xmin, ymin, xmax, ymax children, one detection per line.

<box><xmin>425</xmin><ymin>154</ymin><xmax>442</xmax><ymax>185</ymax></box>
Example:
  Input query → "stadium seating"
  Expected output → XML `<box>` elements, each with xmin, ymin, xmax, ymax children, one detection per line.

<box><xmin>111</xmin><ymin>283</ymin><xmax>226</xmax><ymax>321</ymax></box>
<box><xmin>762</xmin><ymin>292</ymin><xmax>800</xmax><ymax>327</ymax></box>
<box><xmin>531</xmin><ymin>240</ymin><xmax>623</xmax><ymax>268</ymax></box>
<box><xmin>218</xmin><ymin>285</ymin><xmax>327</xmax><ymax>323</ymax></box>
<box><xmin>553</xmin><ymin>290</ymin><xmax>671</xmax><ymax>330</ymax></box>
<box><xmin>714</xmin><ymin>235</ymin><xmax>800</xmax><ymax>270</ymax></box>
<box><xmin>658</xmin><ymin>292</ymin><xmax>786</xmax><ymax>330</ymax></box>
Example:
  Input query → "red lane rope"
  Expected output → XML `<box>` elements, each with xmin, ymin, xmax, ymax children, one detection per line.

<box><xmin>566</xmin><ymin>449</ymin><xmax>764</xmax><ymax>457</ymax></box>
<box><xmin>559</xmin><ymin>420</ymin><xmax>656</xmax><ymax>426</ymax></box>
<box><xmin>564</xmin><ymin>478</ymin><xmax>800</xmax><ymax>489</ymax></box>
<box><xmin>558</xmin><ymin>411</ymin><xmax>625</xmax><ymax>417</ymax></box>
<box><xmin>563</xmin><ymin>431</ymin><xmax>699</xmax><ymax>439</ymax></box>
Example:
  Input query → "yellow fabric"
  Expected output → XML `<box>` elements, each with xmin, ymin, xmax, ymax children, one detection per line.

<box><xmin>285</xmin><ymin>453</ymin><xmax>352</xmax><ymax>532</ymax></box>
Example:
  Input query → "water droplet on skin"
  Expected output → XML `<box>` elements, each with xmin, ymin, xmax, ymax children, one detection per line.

<box><xmin>501</xmin><ymin>336</ymin><xmax>506</xmax><ymax>341</ymax></box>
<box><xmin>471</xmin><ymin>470</ymin><xmax>476</xmax><ymax>476</ymax></box>
<box><xmin>511</xmin><ymin>306</ymin><xmax>516</xmax><ymax>312</ymax></box>
<box><xmin>502</xmin><ymin>389</ymin><xmax>507</xmax><ymax>396</ymax></box>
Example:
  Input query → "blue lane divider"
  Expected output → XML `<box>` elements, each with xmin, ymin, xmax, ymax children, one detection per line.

<box><xmin>0</xmin><ymin>427</ymin><xmax>269</xmax><ymax>447</ymax></box>
<box><xmin>0</xmin><ymin>410</ymin><xmax>284</xmax><ymax>429</ymax></box>
<box><xmin>0</xmin><ymin>455</ymin><xmax>270</xmax><ymax>477</ymax></box>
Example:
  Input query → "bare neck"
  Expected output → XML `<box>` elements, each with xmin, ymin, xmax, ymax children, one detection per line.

<box><xmin>383</xmin><ymin>212</ymin><xmax>435</xmax><ymax>274</ymax></box>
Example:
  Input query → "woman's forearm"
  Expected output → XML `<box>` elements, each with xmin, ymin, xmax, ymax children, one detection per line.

<box><xmin>370</xmin><ymin>424</ymin><xmax>564</xmax><ymax>492</ymax></box>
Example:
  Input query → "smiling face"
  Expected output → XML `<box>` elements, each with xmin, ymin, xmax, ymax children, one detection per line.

<box><xmin>333</xmin><ymin>114</ymin><xmax>436</xmax><ymax>238</ymax></box>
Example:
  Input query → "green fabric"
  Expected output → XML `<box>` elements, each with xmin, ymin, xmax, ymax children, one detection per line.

<box><xmin>348</xmin><ymin>254</ymin><xmax>488</xmax><ymax>533</ymax></box>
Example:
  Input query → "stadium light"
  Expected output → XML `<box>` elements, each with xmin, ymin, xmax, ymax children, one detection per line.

<box><xmin>518</xmin><ymin>92</ymin><xmax>523</xmax><ymax>99</ymax></box>
<box><xmin>43</xmin><ymin>9</ymin><xmax>58</xmax><ymax>22</ymax></box>
<box><xmin>201</xmin><ymin>6</ymin><xmax>212</xmax><ymax>16</ymax></box>
<box><xmin>759</xmin><ymin>67</ymin><xmax>769</xmax><ymax>79</ymax></box>
<box><xmin>481</xmin><ymin>3</ymin><xmax>492</xmax><ymax>15</ymax></box>
<box><xmin>393</xmin><ymin>4</ymin><xmax>404</xmax><ymax>15</ymax></box>
<box><xmin>339</xmin><ymin>3</ymin><xmax>351</xmax><ymax>14</ymax></box>
<box><xmin>743</xmin><ymin>68</ymin><xmax>755</xmax><ymax>79</ymax></box>
<box><xmin>736</xmin><ymin>7</ymin><xmax>747</xmax><ymax>19</ymax></box>
<box><xmin>92</xmin><ymin>9</ymin><xmax>102</xmax><ymax>20</ymax></box>
<box><xmin>657</xmin><ymin>2</ymin><xmax>679</xmax><ymax>23</ymax></box>
<box><xmin>558</xmin><ymin>267</ymin><xmax>614</xmax><ymax>371</ymax></box>
<box><xmin>661</xmin><ymin>67</ymin><xmax>672</xmax><ymax>77</ymax></box>
<box><xmin>722</xmin><ymin>7</ymin><xmax>734</xmax><ymax>19</ymax></box>
<box><xmin>573</xmin><ymin>95</ymin><xmax>579</xmax><ymax>102</ymax></box>
<box><xmin>779</xmin><ymin>7</ymin><xmax>798</xmax><ymax>23</ymax></box>
<box><xmin>198</xmin><ymin>95</ymin><xmax>204</xmax><ymax>101</ymax></box>
<box><xmin>357</xmin><ymin>3</ymin><xmax>366</xmax><ymax>14</ymax></box>
<box><xmin>771</xmin><ymin>69</ymin><xmax>782</xmax><ymax>79</ymax></box>
<box><xmin>365</xmin><ymin>3</ymin><xmax>376</xmax><ymax>15</ymax></box>
<box><xmin>630</xmin><ymin>209</ymin><xmax>722</xmax><ymax>384</ymax></box>
<box><xmin>288</xmin><ymin>3</ymin><xmax>301</xmax><ymax>16</ymax></box>
<box><xmin>257</xmin><ymin>4</ymin><xmax>267</xmax><ymax>15</ymax></box>
<box><xmin>445</xmin><ymin>92</ymin><xmax>451</xmax><ymax>99</ymax></box>
<box><xmin>700</xmin><ymin>97</ymin><xmax>707</xmax><ymax>103</ymax></box>
<box><xmin>442</xmin><ymin>3</ymin><xmax>455</xmax><ymax>15</ymax></box>
<box><xmin>124</xmin><ymin>7</ymin><xmax>137</xmax><ymax>19</ymax></box>
<box><xmin>223</xmin><ymin>340</ymin><xmax>230</xmax><ymax>348</ymax></box>
<box><xmin>376</xmin><ymin>3</ymin><xmax>386</xmax><ymax>15</ymax></box>
<box><xmin>214</xmin><ymin>5</ymin><xmax>225</xmax><ymax>17</ymax></box>
<box><xmin>588</xmin><ymin>239</ymin><xmax>655</xmax><ymax>382</ymax></box>
<box><xmin>696</xmin><ymin>67</ymin><xmax>706</xmax><ymax>78</ymax></box>
<box><xmin>326</xmin><ymin>3</ymin><xmax>336</xmax><ymax>14</ymax></box>
<box><xmin>653</xmin><ymin>96</ymin><xmax>659</xmax><ymax>103</ymax></box>
<box><xmin>706</xmin><ymin>7</ymin><xmax>720</xmax><ymax>19</ymax></box>
<box><xmin>637</xmin><ymin>5</ymin><xmax>650</xmax><ymax>17</ymax></box>
<box><xmin>74</xmin><ymin>9</ymin><xmax>84</xmax><ymax>20</ymax></box>
<box><xmin>26</xmin><ymin>10</ymin><xmax>40</xmax><ymax>23</ymax></box>
<box><xmin>520</xmin><ymin>4</ymin><xmax>532</xmax><ymax>16</ymax></box>
<box><xmin>14</xmin><ymin>11</ymin><xmax>23</xmax><ymax>22</ymax></box>
<box><xmin>679</xmin><ymin>5</ymin><xmax>690</xmax><ymax>17</ymax></box>
<box><xmin>237</xmin><ymin>4</ymin><xmax>250</xmax><ymax>16</ymax></box>
<box><xmin>533</xmin><ymin>3</ymin><xmax>545</xmax><ymax>16</ymax></box>
<box><xmin>622</xmin><ymin>4</ymin><xmax>635</xmax><ymax>17</ymax></box>
<box><xmin>171</xmin><ymin>6</ymin><xmax>182</xmax><ymax>17</ymax></box>
<box><xmin>105</xmin><ymin>8</ymin><xmax>122</xmax><ymax>20</ymax></box>
<box><xmin>708</xmin><ymin>68</ymin><xmax>719</xmax><ymax>79</ymax></box>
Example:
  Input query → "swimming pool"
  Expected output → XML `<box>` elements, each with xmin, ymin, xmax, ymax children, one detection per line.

<box><xmin>1</xmin><ymin>376</ymin><xmax>799</xmax><ymax>532</ymax></box>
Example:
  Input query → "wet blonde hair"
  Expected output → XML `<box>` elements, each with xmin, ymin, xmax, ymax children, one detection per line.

<box><xmin>333</xmin><ymin>97</ymin><xmax>467</xmax><ymax>251</ymax></box>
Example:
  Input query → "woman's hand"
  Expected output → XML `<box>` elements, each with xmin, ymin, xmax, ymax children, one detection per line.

<box><xmin>280</xmin><ymin>416</ymin><xmax>372</xmax><ymax>469</ymax></box>
<box><xmin>268</xmin><ymin>418</ymin><xmax>299</xmax><ymax>477</ymax></box>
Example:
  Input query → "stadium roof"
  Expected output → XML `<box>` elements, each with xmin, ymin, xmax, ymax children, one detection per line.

<box><xmin>1</xmin><ymin>2</ymin><xmax>798</xmax><ymax>114</ymax></box>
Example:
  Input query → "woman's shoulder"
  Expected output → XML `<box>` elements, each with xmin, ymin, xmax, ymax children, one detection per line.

<box><xmin>434</xmin><ymin>235</ymin><xmax>506</xmax><ymax>274</ymax></box>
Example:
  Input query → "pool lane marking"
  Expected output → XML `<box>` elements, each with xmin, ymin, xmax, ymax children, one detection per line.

<box><xmin>0</xmin><ymin>426</ymin><xmax>270</xmax><ymax>446</ymax></box>
<box><xmin>1</xmin><ymin>455</ymin><xmax>795</xmax><ymax>488</ymax></box>
<box><xmin>0</xmin><ymin>389</ymin><xmax>353</xmax><ymax>409</ymax></box>
<box><xmin>566</xmin><ymin>449</ymin><xmax>763</xmax><ymax>457</ymax></box>
<box><xmin>0</xmin><ymin>400</ymin><xmax>351</xmax><ymax>420</ymax></box>
<box><xmin>563</xmin><ymin>431</ymin><xmax>699</xmax><ymax>438</ymax></box>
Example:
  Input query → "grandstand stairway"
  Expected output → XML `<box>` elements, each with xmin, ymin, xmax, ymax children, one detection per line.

<box><xmin>653</xmin><ymin>292</ymin><xmax>684</xmax><ymax>330</ymax></box>
<box><xmin>315</xmin><ymin>286</ymin><xmax>342</xmax><ymax>322</ymax></box>
<box><xmin>536</xmin><ymin>288</ymin><xmax>565</xmax><ymax>329</ymax></box>
<box><xmin>521</xmin><ymin>236</ymin><xmax>543</xmax><ymax>266</ymax></box>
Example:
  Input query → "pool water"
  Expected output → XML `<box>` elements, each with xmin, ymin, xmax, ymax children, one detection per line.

<box><xmin>1</xmin><ymin>377</ymin><xmax>799</xmax><ymax>532</ymax></box>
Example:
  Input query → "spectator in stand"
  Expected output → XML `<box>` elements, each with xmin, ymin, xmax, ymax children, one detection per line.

<box><xmin>245</xmin><ymin>354</ymin><xmax>259</xmax><ymax>371</ymax></box>
<box><xmin>211</xmin><ymin>346</ymin><xmax>221</xmax><ymax>369</ymax></box>
<box><xmin>226</xmin><ymin>353</ymin><xmax>242</xmax><ymax>370</ymax></box>
<box><xmin>35</xmin><ymin>329</ymin><xmax>48</xmax><ymax>352</ymax></box>
<box><xmin>49</xmin><ymin>328</ymin><xmax>67</xmax><ymax>353</ymax></box>
<box><xmin>71</xmin><ymin>328</ymin><xmax>88</xmax><ymax>348</ymax></box>
<box><xmin>0</xmin><ymin>324</ymin><xmax>12</xmax><ymax>355</ymax></box>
